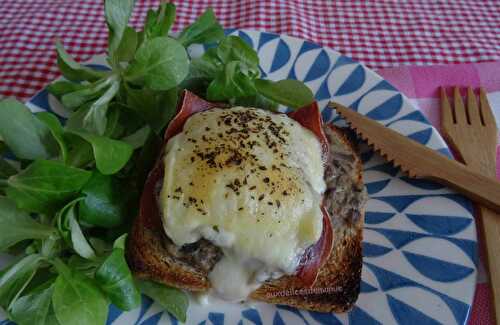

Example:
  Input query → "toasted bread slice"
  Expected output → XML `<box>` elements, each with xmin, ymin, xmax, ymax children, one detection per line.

<box><xmin>127</xmin><ymin>124</ymin><xmax>366</xmax><ymax>312</ymax></box>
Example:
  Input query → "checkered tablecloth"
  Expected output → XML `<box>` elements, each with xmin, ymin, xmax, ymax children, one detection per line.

<box><xmin>1</xmin><ymin>1</ymin><xmax>499</xmax><ymax>324</ymax></box>
<box><xmin>1</xmin><ymin>0</ymin><xmax>499</xmax><ymax>101</ymax></box>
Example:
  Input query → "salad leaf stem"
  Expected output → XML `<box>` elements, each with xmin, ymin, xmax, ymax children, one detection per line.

<box><xmin>0</xmin><ymin>254</ymin><xmax>42</xmax><ymax>309</ymax></box>
<box><xmin>55</xmin><ymin>40</ymin><xmax>108</xmax><ymax>82</ymax></box>
<box><xmin>56</xmin><ymin>198</ymin><xmax>96</xmax><ymax>260</ymax></box>
<box><xmin>83</xmin><ymin>75</ymin><xmax>120</xmax><ymax>135</ymax></box>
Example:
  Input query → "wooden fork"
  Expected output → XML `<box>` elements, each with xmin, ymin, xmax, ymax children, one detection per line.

<box><xmin>441</xmin><ymin>87</ymin><xmax>500</xmax><ymax>324</ymax></box>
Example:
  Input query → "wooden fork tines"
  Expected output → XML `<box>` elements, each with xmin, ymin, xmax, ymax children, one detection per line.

<box><xmin>441</xmin><ymin>86</ymin><xmax>500</xmax><ymax>324</ymax></box>
<box><xmin>441</xmin><ymin>87</ymin><xmax>498</xmax><ymax>172</ymax></box>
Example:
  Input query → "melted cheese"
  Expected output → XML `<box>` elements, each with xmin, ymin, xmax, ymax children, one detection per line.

<box><xmin>208</xmin><ymin>252</ymin><xmax>263</xmax><ymax>301</ymax></box>
<box><xmin>160</xmin><ymin>107</ymin><xmax>325</xmax><ymax>300</ymax></box>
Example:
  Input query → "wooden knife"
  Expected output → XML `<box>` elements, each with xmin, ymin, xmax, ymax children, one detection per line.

<box><xmin>330</xmin><ymin>102</ymin><xmax>500</xmax><ymax>213</ymax></box>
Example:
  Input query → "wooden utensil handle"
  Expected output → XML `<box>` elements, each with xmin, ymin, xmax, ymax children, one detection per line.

<box><xmin>427</xmin><ymin>162</ymin><xmax>500</xmax><ymax>213</ymax></box>
<box><xmin>479</xmin><ymin>205</ymin><xmax>500</xmax><ymax>324</ymax></box>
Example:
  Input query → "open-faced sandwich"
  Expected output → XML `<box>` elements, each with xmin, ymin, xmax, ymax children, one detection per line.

<box><xmin>127</xmin><ymin>90</ymin><xmax>367</xmax><ymax>312</ymax></box>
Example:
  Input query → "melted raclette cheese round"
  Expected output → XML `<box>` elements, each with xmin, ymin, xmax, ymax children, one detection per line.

<box><xmin>159</xmin><ymin>107</ymin><xmax>326</xmax><ymax>298</ymax></box>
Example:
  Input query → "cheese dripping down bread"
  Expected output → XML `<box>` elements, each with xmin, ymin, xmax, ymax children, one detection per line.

<box><xmin>159</xmin><ymin>107</ymin><xmax>326</xmax><ymax>300</ymax></box>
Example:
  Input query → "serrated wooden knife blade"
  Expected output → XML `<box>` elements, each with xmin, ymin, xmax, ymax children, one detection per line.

<box><xmin>330</xmin><ymin>101</ymin><xmax>500</xmax><ymax>213</ymax></box>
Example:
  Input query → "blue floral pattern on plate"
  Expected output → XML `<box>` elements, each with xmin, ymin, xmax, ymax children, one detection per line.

<box><xmin>2</xmin><ymin>29</ymin><xmax>477</xmax><ymax>325</ymax></box>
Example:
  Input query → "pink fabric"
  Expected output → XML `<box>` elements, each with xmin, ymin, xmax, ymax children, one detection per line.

<box><xmin>378</xmin><ymin>61</ymin><xmax>500</xmax><ymax>325</ymax></box>
<box><xmin>409</xmin><ymin>64</ymin><xmax>481</xmax><ymax>98</ymax></box>
<box><xmin>1</xmin><ymin>0</ymin><xmax>500</xmax><ymax>101</ymax></box>
<box><xmin>472</xmin><ymin>284</ymin><xmax>494</xmax><ymax>325</ymax></box>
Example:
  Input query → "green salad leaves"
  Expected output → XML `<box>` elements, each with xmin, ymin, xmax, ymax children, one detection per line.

<box><xmin>125</xmin><ymin>37</ymin><xmax>189</xmax><ymax>90</ymax></box>
<box><xmin>0</xmin><ymin>0</ymin><xmax>315</xmax><ymax>324</ymax></box>
<box><xmin>6</xmin><ymin>160</ymin><xmax>91</xmax><ymax>214</ymax></box>
<box><xmin>0</xmin><ymin>99</ymin><xmax>58</xmax><ymax>160</ymax></box>
<box><xmin>52</xmin><ymin>259</ymin><xmax>109</xmax><ymax>325</ymax></box>
<box><xmin>0</xmin><ymin>197</ymin><xmax>55</xmax><ymax>251</ymax></box>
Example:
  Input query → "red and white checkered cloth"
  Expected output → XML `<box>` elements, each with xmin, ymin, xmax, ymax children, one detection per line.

<box><xmin>1</xmin><ymin>1</ymin><xmax>499</xmax><ymax>324</ymax></box>
<box><xmin>1</xmin><ymin>0</ymin><xmax>499</xmax><ymax>101</ymax></box>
